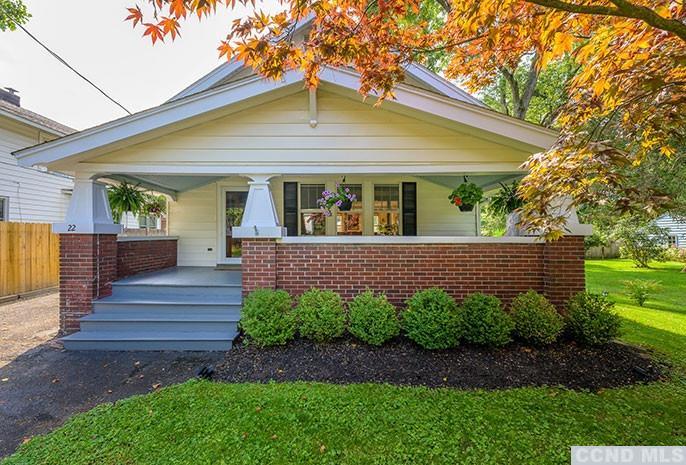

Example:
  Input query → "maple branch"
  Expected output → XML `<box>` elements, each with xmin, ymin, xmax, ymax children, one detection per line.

<box><xmin>524</xmin><ymin>0</ymin><xmax>686</xmax><ymax>42</ymax></box>
<box><xmin>434</xmin><ymin>0</ymin><xmax>452</xmax><ymax>13</ymax></box>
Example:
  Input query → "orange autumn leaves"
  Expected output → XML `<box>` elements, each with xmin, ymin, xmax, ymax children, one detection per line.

<box><xmin>125</xmin><ymin>0</ymin><xmax>686</xmax><ymax>238</ymax></box>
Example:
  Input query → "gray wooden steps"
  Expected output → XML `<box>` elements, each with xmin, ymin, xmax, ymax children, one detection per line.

<box><xmin>62</xmin><ymin>267</ymin><xmax>241</xmax><ymax>351</ymax></box>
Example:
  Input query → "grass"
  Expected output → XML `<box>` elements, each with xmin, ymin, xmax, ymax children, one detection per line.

<box><xmin>4</xmin><ymin>259</ymin><xmax>686</xmax><ymax>465</ymax></box>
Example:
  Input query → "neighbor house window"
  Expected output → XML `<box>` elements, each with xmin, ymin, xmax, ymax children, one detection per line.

<box><xmin>373</xmin><ymin>185</ymin><xmax>400</xmax><ymax>235</ymax></box>
<box><xmin>300</xmin><ymin>184</ymin><xmax>326</xmax><ymax>235</ymax></box>
<box><xmin>337</xmin><ymin>184</ymin><xmax>363</xmax><ymax>235</ymax></box>
<box><xmin>0</xmin><ymin>197</ymin><xmax>7</xmax><ymax>221</ymax></box>
<box><xmin>137</xmin><ymin>215</ymin><xmax>158</xmax><ymax>229</ymax></box>
<box><xmin>668</xmin><ymin>235</ymin><xmax>679</xmax><ymax>247</ymax></box>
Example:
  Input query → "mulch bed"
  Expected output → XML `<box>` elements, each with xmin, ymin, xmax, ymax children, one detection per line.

<box><xmin>214</xmin><ymin>336</ymin><xmax>664</xmax><ymax>390</ymax></box>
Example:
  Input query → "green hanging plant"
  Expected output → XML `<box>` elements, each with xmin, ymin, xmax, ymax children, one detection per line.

<box><xmin>143</xmin><ymin>194</ymin><xmax>167</xmax><ymax>218</ymax></box>
<box><xmin>107</xmin><ymin>182</ymin><xmax>146</xmax><ymax>223</ymax></box>
<box><xmin>488</xmin><ymin>181</ymin><xmax>525</xmax><ymax>216</ymax></box>
<box><xmin>448</xmin><ymin>181</ymin><xmax>483</xmax><ymax>212</ymax></box>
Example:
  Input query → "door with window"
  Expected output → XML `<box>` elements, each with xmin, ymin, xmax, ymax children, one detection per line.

<box><xmin>224</xmin><ymin>190</ymin><xmax>248</xmax><ymax>261</ymax></box>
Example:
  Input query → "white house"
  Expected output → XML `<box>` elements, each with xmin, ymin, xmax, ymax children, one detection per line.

<box><xmin>14</xmin><ymin>57</ymin><xmax>592</xmax><ymax>350</ymax></box>
<box><xmin>0</xmin><ymin>88</ymin><xmax>74</xmax><ymax>223</ymax></box>
<box><xmin>657</xmin><ymin>214</ymin><xmax>686</xmax><ymax>248</ymax></box>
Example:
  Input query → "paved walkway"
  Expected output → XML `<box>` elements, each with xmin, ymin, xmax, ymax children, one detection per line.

<box><xmin>0</xmin><ymin>294</ymin><xmax>223</xmax><ymax>458</ymax></box>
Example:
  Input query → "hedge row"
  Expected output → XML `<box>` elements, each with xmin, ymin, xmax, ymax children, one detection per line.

<box><xmin>239</xmin><ymin>288</ymin><xmax>621</xmax><ymax>349</ymax></box>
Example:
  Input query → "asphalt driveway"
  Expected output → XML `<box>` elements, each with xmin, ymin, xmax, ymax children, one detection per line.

<box><xmin>0</xmin><ymin>295</ymin><xmax>223</xmax><ymax>458</ymax></box>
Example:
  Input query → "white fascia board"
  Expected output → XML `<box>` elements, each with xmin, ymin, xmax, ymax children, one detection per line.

<box><xmin>320</xmin><ymin>67</ymin><xmax>558</xmax><ymax>150</ymax></box>
<box><xmin>0</xmin><ymin>108</ymin><xmax>69</xmax><ymax>137</ymax></box>
<box><xmin>405</xmin><ymin>64</ymin><xmax>485</xmax><ymax>107</ymax></box>
<box><xmin>15</xmin><ymin>72</ymin><xmax>305</xmax><ymax>168</ymax></box>
<box><xmin>75</xmin><ymin>162</ymin><xmax>526</xmax><ymax>175</ymax></box>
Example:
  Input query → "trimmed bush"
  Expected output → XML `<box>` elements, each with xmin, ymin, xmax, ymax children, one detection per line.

<box><xmin>510</xmin><ymin>290</ymin><xmax>563</xmax><ymax>346</ymax></box>
<box><xmin>623</xmin><ymin>279</ymin><xmax>661</xmax><ymax>307</ymax></box>
<box><xmin>460</xmin><ymin>293</ymin><xmax>513</xmax><ymax>347</ymax></box>
<box><xmin>402</xmin><ymin>288</ymin><xmax>461</xmax><ymax>349</ymax></box>
<box><xmin>348</xmin><ymin>290</ymin><xmax>400</xmax><ymax>346</ymax></box>
<box><xmin>240</xmin><ymin>289</ymin><xmax>296</xmax><ymax>347</ymax></box>
<box><xmin>296</xmin><ymin>289</ymin><xmax>346</xmax><ymax>342</ymax></box>
<box><xmin>566</xmin><ymin>292</ymin><xmax>621</xmax><ymax>346</ymax></box>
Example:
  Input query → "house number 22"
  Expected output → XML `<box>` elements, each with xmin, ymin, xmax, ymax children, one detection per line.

<box><xmin>67</xmin><ymin>224</ymin><xmax>76</xmax><ymax>231</ymax></box>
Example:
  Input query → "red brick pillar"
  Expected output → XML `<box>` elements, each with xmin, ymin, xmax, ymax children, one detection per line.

<box><xmin>59</xmin><ymin>234</ymin><xmax>117</xmax><ymax>334</ymax></box>
<box><xmin>543</xmin><ymin>235</ymin><xmax>586</xmax><ymax>310</ymax></box>
<box><xmin>241</xmin><ymin>239</ymin><xmax>277</xmax><ymax>296</ymax></box>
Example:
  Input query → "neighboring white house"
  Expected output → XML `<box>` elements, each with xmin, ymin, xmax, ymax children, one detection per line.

<box><xmin>657</xmin><ymin>214</ymin><xmax>686</xmax><ymax>248</ymax></box>
<box><xmin>0</xmin><ymin>88</ymin><xmax>74</xmax><ymax>223</ymax></box>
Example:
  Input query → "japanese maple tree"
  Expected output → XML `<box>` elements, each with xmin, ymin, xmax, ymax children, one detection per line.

<box><xmin>126</xmin><ymin>0</ymin><xmax>686</xmax><ymax>238</ymax></box>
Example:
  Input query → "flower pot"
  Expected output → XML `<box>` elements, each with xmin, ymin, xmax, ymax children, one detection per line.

<box><xmin>458</xmin><ymin>204</ymin><xmax>474</xmax><ymax>212</ymax></box>
<box><xmin>338</xmin><ymin>199</ymin><xmax>353</xmax><ymax>211</ymax></box>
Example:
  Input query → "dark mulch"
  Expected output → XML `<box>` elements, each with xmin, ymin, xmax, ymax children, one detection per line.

<box><xmin>215</xmin><ymin>336</ymin><xmax>664</xmax><ymax>390</ymax></box>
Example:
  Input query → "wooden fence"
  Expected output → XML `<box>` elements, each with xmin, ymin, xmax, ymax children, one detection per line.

<box><xmin>0</xmin><ymin>222</ymin><xmax>59</xmax><ymax>299</ymax></box>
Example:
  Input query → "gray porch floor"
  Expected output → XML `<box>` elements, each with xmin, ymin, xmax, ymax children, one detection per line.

<box><xmin>62</xmin><ymin>266</ymin><xmax>242</xmax><ymax>351</ymax></box>
<box><xmin>116</xmin><ymin>266</ymin><xmax>241</xmax><ymax>287</ymax></box>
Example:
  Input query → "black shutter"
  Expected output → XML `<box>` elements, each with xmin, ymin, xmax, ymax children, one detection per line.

<box><xmin>283</xmin><ymin>182</ymin><xmax>298</xmax><ymax>236</ymax></box>
<box><xmin>402</xmin><ymin>182</ymin><xmax>417</xmax><ymax>236</ymax></box>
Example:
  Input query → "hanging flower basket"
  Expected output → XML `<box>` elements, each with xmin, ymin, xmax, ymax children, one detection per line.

<box><xmin>317</xmin><ymin>184</ymin><xmax>357</xmax><ymax>216</ymax></box>
<box><xmin>448</xmin><ymin>182</ymin><xmax>483</xmax><ymax>213</ymax></box>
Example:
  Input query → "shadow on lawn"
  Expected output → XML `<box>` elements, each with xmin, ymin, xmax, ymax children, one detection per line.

<box><xmin>617</xmin><ymin>318</ymin><xmax>686</xmax><ymax>371</ymax></box>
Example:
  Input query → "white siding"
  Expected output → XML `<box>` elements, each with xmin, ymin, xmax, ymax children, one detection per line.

<box><xmin>90</xmin><ymin>90</ymin><xmax>531</xmax><ymax>168</ymax></box>
<box><xmin>170</xmin><ymin>176</ymin><xmax>477</xmax><ymax>266</ymax></box>
<box><xmin>0</xmin><ymin>119</ymin><xmax>72</xmax><ymax>223</ymax></box>
<box><xmin>657</xmin><ymin>215</ymin><xmax>686</xmax><ymax>248</ymax></box>
<box><xmin>168</xmin><ymin>183</ymin><xmax>217</xmax><ymax>266</ymax></box>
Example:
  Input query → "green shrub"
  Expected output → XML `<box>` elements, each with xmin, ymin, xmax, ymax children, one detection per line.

<box><xmin>460</xmin><ymin>293</ymin><xmax>513</xmax><ymax>347</ymax></box>
<box><xmin>348</xmin><ymin>290</ymin><xmax>400</xmax><ymax>346</ymax></box>
<box><xmin>566</xmin><ymin>292</ymin><xmax>621</xmax><ymax>346</ymax></box>
<box><xmin>296</xmin><ymin>289</ymin><xmax>346</xmax><ymax>342</ymax></box>
<box><xmin>623</xmin><ymin>279</ymin><xmax>661</xmax><ymax>307</ymax></box>
<box><xmin>240</xmin><ymin>289</ymin><xmax>296</xmax><ymax>347</ymax></box>
<box><xmin>614</xmin><ymin>219</ymin><xmax>669</xmax><ymax>268</ymax></box>
<box><xmin>402</xmin><ymin>288</ymin><xmax>461</xmax><ymax>349</ymax></box>
<box><xmin>510</xmin><ymin>290</ymin><xmax>563</xmax><ymax>346</ymax></box>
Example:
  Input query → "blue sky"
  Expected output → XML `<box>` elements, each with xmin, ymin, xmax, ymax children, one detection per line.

<box><xmin>0</xmin><ymin>0</ymin><xmax>258</xmax><ymax>129</ymax></box>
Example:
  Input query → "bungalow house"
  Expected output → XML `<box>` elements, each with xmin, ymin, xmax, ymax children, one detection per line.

<box><xmin>14</xmin><ymin>59</ymin><xmax>592</xmax><ymax>350</ymax></box>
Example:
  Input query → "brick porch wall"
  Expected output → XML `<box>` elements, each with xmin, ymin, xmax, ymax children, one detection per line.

<box><xmin>116</xmin><ymin>238</ymin><xmax>178</xmax><ymax>280</ymax></box>
<box><xmin>241</xmin><ymin>237</ymin><xmax>585</xmax><ymax>310</ymax></box>
<box><xmin>59</xmin><ymin>234</ymin><xmax>117</xmax><ymax>334</ymax></box>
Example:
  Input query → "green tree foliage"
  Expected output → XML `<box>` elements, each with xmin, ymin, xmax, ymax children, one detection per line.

<box><xmin>0</xmin><ymin>0</ymin><xmax>29</xmax><ymax>31</ymax></box>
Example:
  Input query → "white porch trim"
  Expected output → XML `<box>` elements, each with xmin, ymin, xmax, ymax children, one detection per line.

<box><xmin>232</xmin><ymin>175</ymin><xmax>286</xmax><ymax>239</ymax></box>
<box><xmin>53</xmin><ymin>173</ymin><xmax>122</xmax><ymax>235</ymax></box>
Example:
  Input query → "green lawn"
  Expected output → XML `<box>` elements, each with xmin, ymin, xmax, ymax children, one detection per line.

<box><xmin>4</xmin><ymin>259</ymin><xmax>686</xmax><ymax>465</ymax></box>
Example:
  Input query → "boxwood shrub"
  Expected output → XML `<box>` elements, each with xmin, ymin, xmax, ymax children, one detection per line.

<box><xmin>240</xmin><ymin>288</ymin><xmax>296</xmax><ymax>347</ymax></box>
<box><xmin>566</xmin><ymin>292</ymin><xmax>621</xmax><ymax>346</ymax></box>
<box><xmin>348</xmin><ymin>290</ymin><xmax>400</xmax><ymax>346</ymax></box>
<box><xmin>460</xmin><ymin>293</ymin><xmax>513</xmax><ymax>347</ymax></box>
<box><xmin>296</xmin><ymin>288</ymin><xmax>346</xmax><ymax>342</ymax></box>
<box><xmin>510</xmin><ymin>290</ymin><xmax>563</xmax><ymax>346</ymax></box>
<box><xmin>402</xmin><ymin>288</ymin><xmax>461</xmax><ymax>349</ymax></box>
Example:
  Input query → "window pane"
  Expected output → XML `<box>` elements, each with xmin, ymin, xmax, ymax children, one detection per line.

<box><xmin>341</xmin><ymin>184</ymin><xmax>363</xmax><ymax>210</ymax></box>
<box><xmin>374</xmin><ymin>212</ymin><xmax>400</xmax><ymax>235</ymax></box>
<box><xmin>301</xmin><ymin>212</ymin><xmax>326</xmax><ymax>235</ymax></box>
<box><xmin>0</xmin><ymin>197</ymin><xmax>5</xmax><ymax>221</ymax></box>
<box><xmin>301</xmin><ymin>184</ymin><xmax>325</xmax><ymax>210</ymax></box>
<box><xmin>337</xmin><ymin>212</ymin><xmax>363</xmax><ymax>235</ymax></box>
<box><xmin>374</xmin><ymin>185</ymin><xmax>399</xmax><ymax>210</ymax></box>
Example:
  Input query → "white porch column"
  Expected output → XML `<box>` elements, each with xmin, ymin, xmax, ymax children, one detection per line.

<box><xmin>53</xmin><ymin>173</ymin><xmax>122</xmax><ymax>234</ymax></box>
<box><xmin>232</xmin><ymin>174</ymin><xmax>286</xmax><ymax>238</ymax></box>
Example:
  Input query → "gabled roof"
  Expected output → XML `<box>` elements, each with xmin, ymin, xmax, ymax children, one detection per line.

<box><xmin>0</xmin><ymin>99</ymin><xmax>75</xmax><ymax>136</ymax></box>
<box><xmin>169</xmin><ymin>59</ymin><xmax>485</xmax><ymax>108</ymax></box>
<box><xmin>15</xmin><ymin>65</ymin><xmax>557</xmax><ymax>170</ymax></box>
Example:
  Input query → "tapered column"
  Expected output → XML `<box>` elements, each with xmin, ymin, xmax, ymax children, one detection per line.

<box><xmin>232</xmin><ymin>174</ymin><xmax>286</xmax><ymax>238</ymax></box>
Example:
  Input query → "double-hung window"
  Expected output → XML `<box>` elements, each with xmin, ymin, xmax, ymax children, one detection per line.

<box><xmin>374</xmin><ymin>185</ymin><xmax>400</xmax><ymax>235</ymax></box>
<box><xmin>300</xmin><ymin>184</ymin><xmax>326</xmax><ymax>235</ymax></box>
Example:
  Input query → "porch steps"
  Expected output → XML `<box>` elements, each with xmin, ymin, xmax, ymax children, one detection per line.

<box><xmin>61</xmin><ymin>267</ymin><xmax>241</xmax><ymax>351</ymax></box>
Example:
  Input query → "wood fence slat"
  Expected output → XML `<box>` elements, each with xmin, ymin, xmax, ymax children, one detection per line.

<box><xmin>0</xmin><ymin>222</ymin><xmax>59</xmax><ymax>298</ymax></box>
